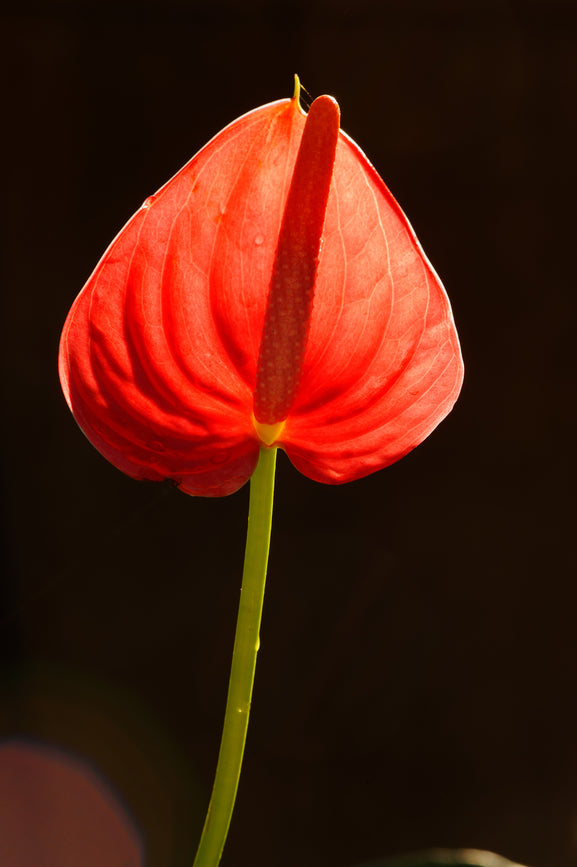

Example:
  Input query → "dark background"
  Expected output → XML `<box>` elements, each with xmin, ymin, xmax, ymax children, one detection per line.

<box><xmin>1</xmin><ymin>0</ymin><xmax>576</xmax><ymax>865</ymax></box>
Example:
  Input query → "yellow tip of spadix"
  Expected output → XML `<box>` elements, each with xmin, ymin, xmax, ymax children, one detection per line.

<box><xmin>293</xmin><ymin>74</ymin><xmax>301</xmax><ymax>105</ymax></box>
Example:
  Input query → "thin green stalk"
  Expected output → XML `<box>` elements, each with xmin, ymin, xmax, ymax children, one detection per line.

<box><xmin>193</xmin><ymin>445</ymin><xmax>278</xmax><ymax>867</ymax></box>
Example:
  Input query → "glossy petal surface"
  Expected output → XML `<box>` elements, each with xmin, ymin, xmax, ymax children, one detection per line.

<box><xmin>285</xmin><ymin>129</ymin><xmax>463</xmax><ymax>483</ymax></box>
<box><xmin>59</xmin><ymin>94</ymin><xmax>463</xmax><ymax>495</ymax></box>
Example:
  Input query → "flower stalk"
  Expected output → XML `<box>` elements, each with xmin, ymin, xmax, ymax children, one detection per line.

<box><xmin>192</xmin><ymin>446</ymin><xmax>277</xmax><ymax>867</ymax></box>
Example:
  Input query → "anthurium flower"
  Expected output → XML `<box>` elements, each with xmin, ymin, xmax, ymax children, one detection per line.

<box><xmin>59</xmin><ymin>83</ymin><xmax>463</xmax><ymax>496</ymax></box>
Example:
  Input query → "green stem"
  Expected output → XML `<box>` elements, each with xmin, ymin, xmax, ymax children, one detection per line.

<box><xmin>193</xmin><ymin>446</ymin><xmax>278</xmax><ymax>867</ymax></box>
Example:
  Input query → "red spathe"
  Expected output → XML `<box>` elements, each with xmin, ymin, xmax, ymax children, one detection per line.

<box><xmin>59</xmin><ymin>93</ymin><xmax>463</xmax><ymax>496</ymax></box>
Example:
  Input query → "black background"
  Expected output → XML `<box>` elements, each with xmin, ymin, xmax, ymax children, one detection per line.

<box><xmin>2</xmin><ymin>1</ymin><xmax>576</xmax><ymax>866</ymax></box>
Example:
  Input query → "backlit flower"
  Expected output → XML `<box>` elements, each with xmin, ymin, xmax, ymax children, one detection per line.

<box><xmin>59</xmin><ymin>85</ymin><xmax>463</xmax><ymax>496</ymax></box>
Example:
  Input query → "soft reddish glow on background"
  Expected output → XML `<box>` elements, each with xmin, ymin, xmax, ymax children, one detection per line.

<box><xmin>0</xmin><ymin>740</ymin><xmax>143</xmax><ymax>866</ymax></box>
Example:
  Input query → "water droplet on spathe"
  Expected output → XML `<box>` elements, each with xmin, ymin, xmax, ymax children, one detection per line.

<box><xmin>141</xmin><ymin>195</ymin><xmax>156</xmax><ymax>209</ymax></box>
<box><xmin>147</xmin><ymin>440</ymin><xmax>166</xmax><ymax>452</ymax></box>
<box><xmin>254</xmin><ymin>234</ymin><xmax>264</xmax><ymax>246</ymax></box>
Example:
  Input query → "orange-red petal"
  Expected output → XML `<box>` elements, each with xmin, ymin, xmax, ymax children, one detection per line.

<box><xmin>279</xmin><ymin>130</ymin><xmax>463</xmax><ymax>483</ymax></box>
<box><xmin>60</xmin><ymin>97</ymin><xmax>307</xmax><ymax>495</ymax></box>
